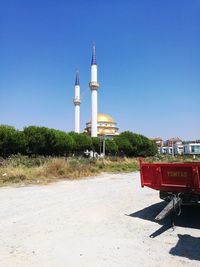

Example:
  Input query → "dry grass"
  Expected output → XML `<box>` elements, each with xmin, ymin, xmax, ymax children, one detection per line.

<box><xmin>1</xmin><ymin>158</ymin><xmax>90</xmax><ymax>186</ymax></box>
<box><xmin>0</xmin><ymin>155</ymin><xmax>199</xmax><ymax>186</ymax></box>
<box><xmin>96</xmin><ymin>157</ymin><xmax>139</xmax><ymax>173</ymax></box>
<box><xmin>0</xmin><ymin>156</ymin><xmax>139</xmax><ymax>186</ymax></box>
<box><xmin>144</xmin><ymin>154</ymin><xmax>200</xmax><ymax>163</ymax></box>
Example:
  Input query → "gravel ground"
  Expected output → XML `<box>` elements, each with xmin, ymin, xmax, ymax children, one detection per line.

<box><xmin>0</xmin><ymin>172</ymin><xmax>200</xmax><ymax>267</ymax></box>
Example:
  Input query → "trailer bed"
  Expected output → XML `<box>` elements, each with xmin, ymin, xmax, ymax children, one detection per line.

<box><xmin>140</xmin><ymin>160</ymin><xmax>200</xmax><ymax>194</ymax></box>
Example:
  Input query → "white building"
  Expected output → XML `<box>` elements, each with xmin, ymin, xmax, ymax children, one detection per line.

<box><xmin>166</xmin><ymin>147</ymin><xmax>173</xmax><ymax>155</ymax></box>
<box><xmin>160</xmin><ymin>146</ymin><xmax>168</xmax><ymax>154</ymax></box>
<box><xmin>183</xmin><ymin>143</ymin><xmax>200</xmax><ymax>155</ymax></box>
<box><xmin>174</xmin><ymin>145</ymin><xmax>184</xmax><ymax>155</ymax></box>
<box><xmin>159</xmin><ymin>143</ymin><xmax>200</xmax><ymax>155</ymax></box>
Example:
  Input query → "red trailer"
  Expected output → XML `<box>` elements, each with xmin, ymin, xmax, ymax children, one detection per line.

<box><xmin>140</xmin><ymin>160</ymin><xmax>200</xmax><ymax>220</ymax></box>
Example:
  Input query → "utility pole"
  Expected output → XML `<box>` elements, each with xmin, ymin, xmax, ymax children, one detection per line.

<box><xmin>99</xmin><ymin>138</ymin><xmax>102</xmax><ymax>155</ymax></box>
<box><xmin>103</xmin><ymin>138</ymin><xmax>106</xmax><ymax>157</ymax></box>
<box><xmin>172</xmin><ymin>140</ymin><xmax>174</xmax><ymax>157</ymax></box>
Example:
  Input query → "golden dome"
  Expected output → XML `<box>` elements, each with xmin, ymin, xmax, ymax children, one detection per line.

<box><xmin>98</xmin><ymin>128</ymin><xmax>116</xmax><ymax>135</ymax></box>
<box><xmin>85</xmin><ymin>113</ymin><xmax>119</xmax><ymax>137</ymax></box>
<box><xmin>97</xmin><ymin>113</ymin><xmax>113</xmax><ymax>123</ymax></box>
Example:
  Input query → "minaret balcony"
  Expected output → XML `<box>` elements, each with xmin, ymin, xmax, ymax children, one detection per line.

<box><xmin>73</xmin><ymin>98</ymin><xmax>81</xmax><ymax>105</ymax></box>
<box><xmin>89</xmin><ymin>82</ymin><xmax>99</xmax><ymax>89</ymax></box>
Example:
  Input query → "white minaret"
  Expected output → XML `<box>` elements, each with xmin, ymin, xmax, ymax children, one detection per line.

<box><xmin>89</xmin><ymin>44</ymin><xmax>99</xmax><ymax>137</ymax></box>
<box><xmin>73</xmin><ymin>69</ymin><xmax>81</xmax><ymax>133</ymax></box>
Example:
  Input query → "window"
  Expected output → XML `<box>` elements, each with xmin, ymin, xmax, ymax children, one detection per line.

<box><xmin>191</xmin><ymin>145</ymin><xmax>200</xmax><ymax>153</ymax></box>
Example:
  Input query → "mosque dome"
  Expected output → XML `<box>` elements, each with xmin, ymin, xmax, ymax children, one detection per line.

<box><xmin>85</xmin><ymin>113</ymin><xmax>119</xmax><ymax>137</ymax></box>
<box><xmin>97</xmin><ymin>114</ymin><xmax>113</xmax><ymax>123</ymax></box>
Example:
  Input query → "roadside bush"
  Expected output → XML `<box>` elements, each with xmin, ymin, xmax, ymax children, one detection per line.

<box><xmin>4</xmin><ymin>155</ymin><xmax>47</xmax><ymax>168</ymax></box>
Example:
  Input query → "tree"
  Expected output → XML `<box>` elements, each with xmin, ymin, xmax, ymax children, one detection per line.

<box><xmin>91</xmin><ymin>137</ymin><xmax>100</xmax><ymax>153</ymax></box>
<box><xmin>23</xmin><ymin>126</ymin><xmax>48</xmax><ymax>155</ymax></box>
<box><xmin>0</xmin><ymin>124</ymin><xmax>157</xmax><ymax>157</ymax></box>
<box><xmin>51</xmin><ymin>130</ymin><xmax>74</xmax><ymax>156</ymax></box>
<box><xmin>114</xmin><ymin>135</ymin><xmax>133</xmax><ymax>156</ymax></box>
<box><xmin>0</xmin><ymin>125</ymin><xmax>27</xmax><ymax>156</ymax></box>
<box><xmin>24</xmin><ymin>126</ymin><xmax>75</xmax><ymax>156</ymax></box>
<box><xmin>105</xmin><ymin>139</ymin><xmax>118</xmax><ymax>155</ymax></box>
<box><xmin>115</xmin><ymin>131</ymin><xmax>157</xmax><ymax>157</ymax></box>
<box><xmin>69</xmin><ymin>132</ymin><xmax>92</xmax><ymax>154</ymax></box>
<box><xmin>142</xmin><ymin>139</ymin><xmax>158</xmax><ymax>156</ymax></box>
<box><xmin>120</xmin><ymin>131</ymin><xmax>142</xmax><ymax>156</ymax></box>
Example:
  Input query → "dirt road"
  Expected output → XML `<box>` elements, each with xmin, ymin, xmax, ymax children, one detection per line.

<box><xmin>0</xmin><ymin>172</ymin><xmax>199</xmax><ymax>267</ymax></box>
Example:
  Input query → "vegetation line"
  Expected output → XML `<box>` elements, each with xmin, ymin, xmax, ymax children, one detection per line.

<box><xmin>0</xmin><ymin>125</ymin><xmax>157</xmax><ymax>157</ymax></box>
<box><xmin>0</xmin><ymin>125</ymin><xmax>199</xmax><ymax>186</ymax></box>
<box><xmin>0</xmin><ymin>155</ymin><xmax>199</xmax><ymax>187</ymax></box>
<box><xmin>0</xmin><ymin>156</ymin><xmax>139</xmax><ymax>186</ymax></box>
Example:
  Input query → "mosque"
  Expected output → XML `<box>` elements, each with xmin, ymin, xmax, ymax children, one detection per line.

<box><xmin>73</xmin><ymin>45</ymin><xmax>119</xmax><ymax>138</ymax></box>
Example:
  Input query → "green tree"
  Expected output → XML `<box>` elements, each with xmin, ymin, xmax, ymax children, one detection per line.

<box><xmin>24</xmin><ymin>126</ymin><xmax>75</xmax><ymax>156</ymax></box>
<box><xmin>69</xmin><ymin>132</ymin><xmax>92</xmax><ymax>154</ymax></box>
<box><xmin>23</xmin><ymin>126</ymin><xmax>48</xmax><ymax>155</ymax></box>
<box><xmin>120</xmin><ymin>131</ymin><xmax>142</xmax><ymax>156</ymax></box>
<box><xmin>51</xmin><ymin>130</ymin><xmax>74</xmax><ymax>156</ymax></box>
<box><xmin>0</xmin><ymin>125</ymin><xmax>27</xmax><ymax>156</ymax></box>
<box><xmin>115</xmin><ymin>131</ymin><xmax>157</xmax><ymax>157</ymax></box>
<box><xmin>142</xmin><ymin>139</ymin><xmax>158</xmax><ymax>156</ymax></box>
<box><xmin>91</xmin><ymin>137</ymin><xmax>100</xmax><ymax>152</ymax></box>
<box><xmin>105</xmin><ymin>139</ymin><xmax>118</xmax><ymax>155</ymax></box>
<box><xmin>114</xmin><ymin>135</ymin><xmax>133</xmax><ymax>156</ymax></box>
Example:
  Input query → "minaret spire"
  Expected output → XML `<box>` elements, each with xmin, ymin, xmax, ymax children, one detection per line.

<box><xmin>75</xmin><ymin>69</ymin><xmax>80</xmax><ymax>86</ymax></box>
<box><xmin>74</xmin><ymin>68</ymin><xmax>81</xmax><ymax>133</ymax></box>
<box><xmin>91</xmin><ymin>43</ymin><xmax>97</xmax><ymax>65</ymax></box>
<box><xmin>89</xmin><ymin>43</ymin><xmax>99</xmax><ymax>137</ymax></box>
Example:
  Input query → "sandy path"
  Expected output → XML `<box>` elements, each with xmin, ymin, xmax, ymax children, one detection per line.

<box><xmin>0</xmin><ymin>172</ymin><xmax>199</xmax><ymax>267</ymax></box>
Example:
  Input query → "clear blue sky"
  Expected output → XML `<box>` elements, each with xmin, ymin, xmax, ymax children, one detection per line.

<box><xmin>0</xmin><ymin>0</ymin><xmax>199</xmax><ymax>140</ymax></box>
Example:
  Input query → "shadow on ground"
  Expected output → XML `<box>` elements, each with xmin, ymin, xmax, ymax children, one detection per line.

<box><xmin>128</xmin><ymin>202</ymin><xmax>200</xmax><ymax>261</ymax></box>
<box><xmin>128</xmin><ymin>202</ymin><xmax>200</xmax><ymax>237</ymax></box>
<box><xmin>170</xmin><ymin>234</ymin><xmax>200</xmax><ymax>261</ymax></box>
